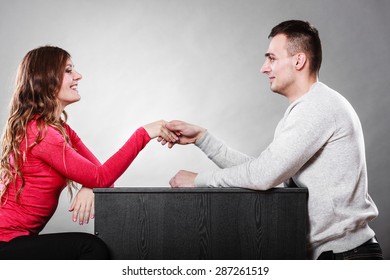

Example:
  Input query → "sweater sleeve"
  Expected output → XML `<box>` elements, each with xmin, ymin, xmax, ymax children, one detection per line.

<box><xmin>195</xmin><ymin>101</ymin><xmax>335</xmax><ymax>190</ymax></box>
<box><xmin>31</xmin><ymin>126</ymin><xmax>151</xmax><ymax>188</ymax></box>
<box><xmin>195</xmin><ymin>131</ymin><xmax>254</xmax><ymax>168</ymax></box>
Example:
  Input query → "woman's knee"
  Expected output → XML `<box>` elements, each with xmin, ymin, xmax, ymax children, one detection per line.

<box><xmin>76</xmin><ymin>232</ymin><xmax>110</xmax><ymax>259</ymax></box>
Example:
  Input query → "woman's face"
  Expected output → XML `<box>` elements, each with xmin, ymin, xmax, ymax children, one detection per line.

<box><xmin>57</xmin><ymin>59</ymin><xmax>82</xmax><ymax>109</ymax></box>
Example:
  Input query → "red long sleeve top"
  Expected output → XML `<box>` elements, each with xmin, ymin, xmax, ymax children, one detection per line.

<box><xmin>0</xmin><ymin>119</ymin><xmax>150</xmax><ymax>242</ymax></box>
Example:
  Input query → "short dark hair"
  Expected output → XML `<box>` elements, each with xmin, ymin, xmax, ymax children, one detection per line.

<box><xmin>269</xmin><ymin>20</ymin><xmax>322</xmax><ymax>75</ymax></box>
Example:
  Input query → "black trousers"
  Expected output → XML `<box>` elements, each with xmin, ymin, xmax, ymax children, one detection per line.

<box><xmin>0</xmin><ymin>232</ymin><xmax>109</xmax><ymax>260</ymax></box>
<box><xmin>317</xmin><ymin>237</ymin><xmax>383</xmax><ymax>260</ymax></box>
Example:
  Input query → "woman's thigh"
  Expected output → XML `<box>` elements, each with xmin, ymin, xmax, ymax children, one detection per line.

<box><xmin>0</xmin><ymin>232</ymin><xmax>109</xmax><ymax>260</ymax></box>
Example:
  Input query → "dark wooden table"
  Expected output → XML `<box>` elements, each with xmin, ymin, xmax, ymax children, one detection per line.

<box><xmin>94</xmin><ymin>187</ymin><xmax>308</xmax><ymax>259</ymax></box>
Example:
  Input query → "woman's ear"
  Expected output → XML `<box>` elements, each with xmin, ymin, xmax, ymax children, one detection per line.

<box><xmin>294</xmin><ymin>53</ymin><xmax>307</xmax><ymax>70</ymax></box>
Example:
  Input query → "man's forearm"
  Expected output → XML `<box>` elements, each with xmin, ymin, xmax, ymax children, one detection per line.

<box><xmin>195</xmin><ymin>131</ymin><xmax>253</xmax><ymax>168</ymax></box>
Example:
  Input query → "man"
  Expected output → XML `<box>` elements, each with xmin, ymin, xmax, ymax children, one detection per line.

<box><xmin>165</xmin><ymin>20</ymin><xmax>383</xmax><ymax>260</ymax></box>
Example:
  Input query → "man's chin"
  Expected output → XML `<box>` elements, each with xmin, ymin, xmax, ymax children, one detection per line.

<box><xmin>269</xmin><ymin>87</ymin><xmax>284</xmax><ymax>96</ymax></box>
<box><xmin>270</xmin><ymin>85</ymin><xmax>279</xmax><ymax>94</ymax></box>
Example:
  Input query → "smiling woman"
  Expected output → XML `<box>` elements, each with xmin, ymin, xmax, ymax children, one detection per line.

<box><xmin>0</xmin><ymin>45</ymin><xmax>178</xmax><ymax>259</ymax></box>
<box><xmin>57</xmin><ymin>60</ymin><xmax>82</xmax><ymax>108</ymax></box>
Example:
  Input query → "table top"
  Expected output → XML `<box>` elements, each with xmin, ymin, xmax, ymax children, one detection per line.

<box><xmin>93</xmin><ymin>186</ymin><xmax>308</xmax><ymax>194</ymax></box>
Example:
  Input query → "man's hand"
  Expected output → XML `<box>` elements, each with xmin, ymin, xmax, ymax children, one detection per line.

<box><xmin>169</xmin><ymin>170</ymin><xmax>198</xmax><ymax>188</ymax></box>
<box><xmin>161</xmin><ymin>120</ymin><xmax>206</xmax><ymax>148</ymax></box>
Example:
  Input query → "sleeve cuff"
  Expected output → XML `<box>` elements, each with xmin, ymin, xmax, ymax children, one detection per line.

<box><xmin>194</xmin><ymin>171</ymin><xmax>215</xmax><ymax>188</ymax></box>
<box><xmin>195</xmin><ymin>130</ymin><xmax>208</xmax><ymax>147</ymax></box>
<box><xmin>138</xmin><ymin>126</ymin><xmax>152</xmax><ymax>142</ymax></box>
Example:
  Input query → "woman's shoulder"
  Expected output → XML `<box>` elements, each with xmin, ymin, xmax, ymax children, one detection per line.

<box><xmin>26</xmin><ymin>119</ymin><xmax>69</xmax><ymax>145</ymax></box>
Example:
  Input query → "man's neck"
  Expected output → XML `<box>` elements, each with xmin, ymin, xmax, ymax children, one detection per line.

<box><xmin>287</xmin><ymin>75</ymin><xmax>318</xmax><ymax>103</ymax></box>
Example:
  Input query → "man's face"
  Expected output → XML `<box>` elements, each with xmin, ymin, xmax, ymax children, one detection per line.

<box><xmin>261</xmin><ymin>34</ymin><xmax>296</xmax><ymax>97</ymax></box>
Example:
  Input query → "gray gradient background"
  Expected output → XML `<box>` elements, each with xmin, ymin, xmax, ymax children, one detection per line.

<box><xmin>1</xmin><ymin>0</ymin><xmax>389</xmax><ymax>259</ymax></box>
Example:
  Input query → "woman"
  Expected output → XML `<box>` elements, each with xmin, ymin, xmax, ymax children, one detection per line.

<box><xmin>0</xmin><ymin>46</ymin><xmax>178</xmax><ymax>259</ymax></box>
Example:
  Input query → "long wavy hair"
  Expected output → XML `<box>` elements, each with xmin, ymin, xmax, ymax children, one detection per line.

<box><xmin>1</xmin><ymin>46</ymin><xmax>75</xmax><ymax>203</ymax></box>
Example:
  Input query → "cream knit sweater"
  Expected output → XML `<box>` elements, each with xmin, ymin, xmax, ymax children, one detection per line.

<box><xmin>194</xmin><ymin>82</ymin><xmax>378</xmax><ymax>259</ymax></box>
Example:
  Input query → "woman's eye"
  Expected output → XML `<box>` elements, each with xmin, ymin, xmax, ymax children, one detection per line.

<box><xmin>65</xmin><ymin>69</ymin><xmax>72</xmax><ymax>74</ymax></box>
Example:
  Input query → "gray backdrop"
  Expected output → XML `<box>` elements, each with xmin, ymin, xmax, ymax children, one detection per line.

<box><xmin>1</xmin><ymin>0</ymin><xmax>389</xmax><ymax>259</ymax></box>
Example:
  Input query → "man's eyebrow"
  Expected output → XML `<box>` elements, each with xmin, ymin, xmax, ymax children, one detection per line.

<box><xmin>265</xmin><ymin>52</ymin><xmax>274</xmax><ymax>57</ymax></box>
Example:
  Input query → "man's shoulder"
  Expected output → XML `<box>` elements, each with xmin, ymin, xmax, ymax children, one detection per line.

<box><xmin>298</xmin><ymin>82</ymin><xmax>348</xmax><ymax>111</ymax></box>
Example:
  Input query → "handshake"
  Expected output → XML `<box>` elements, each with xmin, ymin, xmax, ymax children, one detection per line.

<box><xmin>143</xmin><ymin>120</ymin><xmax>206</xmax><ymax>149</ymax></box>
<box><xmin>142</xmin><ymin>120</ymin><xmax>207</xmax><ymax>188</ymax></box>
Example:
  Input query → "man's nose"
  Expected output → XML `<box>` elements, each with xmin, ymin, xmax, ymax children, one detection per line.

<box><xmin>260</xmin><ymin>60</ymin><xmax>270</xmax><ymax>74</ymax></box>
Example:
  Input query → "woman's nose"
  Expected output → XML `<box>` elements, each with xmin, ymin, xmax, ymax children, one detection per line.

<box><xmin>74</xmin><ymin>71</ymin><xmax>82</xmax><ymax>80</ymax></box>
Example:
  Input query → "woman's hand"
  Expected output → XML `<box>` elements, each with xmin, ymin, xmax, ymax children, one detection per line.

<box><xmin>143</xmin><ymin>120</ymin><xmax>178</xmax><ymax>144</ymax></box>
<box><xmin>69</xmin><ymin>187</ymin><xmax>94</xmax><ymax>225</ymax></box>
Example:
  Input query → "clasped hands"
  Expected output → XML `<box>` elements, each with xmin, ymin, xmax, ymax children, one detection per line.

<box><xmin>153</xmin><ymin>120</ymin><xmax>206</xmax><ymax>188</ymax></box>
<box><xmin>143</xmin><ymin>119</ymin><xmax>205</xmax><ymax>188</ymax></box>
<box><xmin>159</xmin><ymin>120</ymin><xmax>206</xmax><ymax>188</ymax></box>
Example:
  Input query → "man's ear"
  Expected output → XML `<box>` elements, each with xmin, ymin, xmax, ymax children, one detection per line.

<box><xmin>294</xmin><ymin>53</ymin><xmax>307</xmax><ymax>70</ymax></box>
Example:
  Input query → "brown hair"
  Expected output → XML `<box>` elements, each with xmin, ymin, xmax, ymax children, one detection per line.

<box><xmin>269</xmin><ymin>20</ymin><xmax>322</xmax><ymax>75</ymax></box>
<box><xmin>1</xmin><ymin>46</ymin><xmax>73</xmax><ymax>202</ymax></box>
